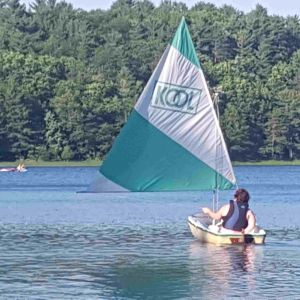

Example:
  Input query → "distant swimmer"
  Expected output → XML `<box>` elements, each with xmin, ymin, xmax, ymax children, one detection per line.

<box><xmin>16</xmin><ymin>163</ymin><xmax>26</xmax><ymax>172</ymax></box>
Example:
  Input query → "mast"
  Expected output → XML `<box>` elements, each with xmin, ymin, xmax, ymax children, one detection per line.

<box><xmin>213</xmin><ymin>89</ymin><xmax>221</xmax><ymax>216</ymax></box>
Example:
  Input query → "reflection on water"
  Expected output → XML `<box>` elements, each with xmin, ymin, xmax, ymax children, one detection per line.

<box><xmin>188</xmin><ymin>242</ymin><xmax>261</xmax><ymax>298</ymax></box>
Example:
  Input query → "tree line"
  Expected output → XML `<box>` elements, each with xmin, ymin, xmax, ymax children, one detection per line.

<box><xmin>0</xmin><ymin>0</ymin><xmax>299</xmax><ymax>162</ymax></box>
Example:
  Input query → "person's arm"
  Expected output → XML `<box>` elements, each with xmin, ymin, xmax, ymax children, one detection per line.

<box><xmin>202</xmin><ymin>205</ymin><xmax>229</xmax><ymax>220</ymax></box>
<box><xmin>243</xmin><ymin>210</ymin><xmax>256</xmax><ymax>234</ymax></box>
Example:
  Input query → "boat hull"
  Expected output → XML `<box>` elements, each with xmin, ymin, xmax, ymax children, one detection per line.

<box><xmin>188</xmin><ymin>215</ymin><xmax>266</xmax><ymax>245</ymax></box>
<box><xmin>0</xmin><ymin>168</ymin><xmax>27</xmax><ymax>172</ymax></box>
<box><xmin>0</xmin><ymin>168</ymin><xmax>17</xmax><ymax>172</ymax></box>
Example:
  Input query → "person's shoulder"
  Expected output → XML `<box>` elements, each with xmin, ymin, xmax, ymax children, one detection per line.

<box><xmin>220</xmin><ymin>203</ymin><xmax>230</xmax><ymax>216</ymax></box>
<box><xmin>247</xmin><ymin>209</ymin><xmax>256</xmax><ymax>217</ymax></box>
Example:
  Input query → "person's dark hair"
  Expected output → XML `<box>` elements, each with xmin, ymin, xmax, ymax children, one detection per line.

<box><xmin>234</xmin><ymin>188</ymin><xmax>250</xmax><ymax>203</ymax></box>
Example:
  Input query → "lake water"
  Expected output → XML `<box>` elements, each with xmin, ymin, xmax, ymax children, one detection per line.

<box><xmin>0</xmin><ymin>166</ymin><xmax>299</xmax><ymax>299</ymax></box>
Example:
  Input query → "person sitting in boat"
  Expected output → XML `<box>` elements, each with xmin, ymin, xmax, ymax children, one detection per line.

<box><xmin>16</xmin><ymin>163</ymin><xmax>26</xmax><ymax>172</ymax></box>
<box><xmin>202</xmin><ymin>188</ymin><xmax>256</xmax><ymax>234</ymax></box>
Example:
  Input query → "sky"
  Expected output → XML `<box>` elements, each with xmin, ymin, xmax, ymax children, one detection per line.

<box><xmin>21</xmin><ymin>0</ymin><xmax>299</xmax><ymax>16</ymax></box>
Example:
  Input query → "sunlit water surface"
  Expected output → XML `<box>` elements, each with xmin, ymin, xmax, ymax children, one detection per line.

<box><xmin>0</xmin><ymin>166</ymin><xmax>299</xmax><ymax>299</ymax></box>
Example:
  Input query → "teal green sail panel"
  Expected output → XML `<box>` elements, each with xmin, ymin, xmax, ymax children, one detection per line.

<box><xmin>171</xmin><ymin>17</ymin><xmax>200</xmax><ymax>68</ymax></box>
<box><xmin>88</xmin><ymin>17</ymin><xmax>236</xmax><ymax>192</ymax></box>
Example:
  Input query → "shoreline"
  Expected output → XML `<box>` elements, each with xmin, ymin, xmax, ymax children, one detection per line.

<box><xmin>233</xmin><ymin>160</ymin><xmax>300</xmax><ymax>166</ymax></box>
<box><xmin>0</xmin><ymin>160</ymin><xmax>300</xmax><ymax>167</ymax></box>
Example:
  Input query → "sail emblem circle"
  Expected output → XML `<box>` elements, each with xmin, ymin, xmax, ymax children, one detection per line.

<box><xmin>165</xmin><ymin>88</ymin><xmax>189</xmax><ymax>108</ymax></box>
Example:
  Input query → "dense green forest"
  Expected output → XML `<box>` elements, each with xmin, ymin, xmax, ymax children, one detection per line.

<box><xmin>0</xmin><ymin>0</ymin><xmax>299</xmax><ymax>162</ymax></box>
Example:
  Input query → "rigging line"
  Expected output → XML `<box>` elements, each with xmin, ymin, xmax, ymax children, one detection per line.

<box><xmin>214</xmin><ymin>91</ymin><xmax>220</xmax><ymax>212</ymax></box>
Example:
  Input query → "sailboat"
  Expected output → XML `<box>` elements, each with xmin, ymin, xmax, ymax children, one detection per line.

<box><xmin>88</xmin><ymin>17</ymin><xmax>266</xmax><ymax>245</ymax></box>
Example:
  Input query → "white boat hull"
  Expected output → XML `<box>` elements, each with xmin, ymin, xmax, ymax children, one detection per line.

<box><xmin>188</xmin><ymin>215</ymin><xmax>266</xmax><ymax>245</ymax></box>
<box><xmin>0</xmin><ymin>168</ymin><xmax>17</xmax><ymax>172</ymax></box>
<box><xmin>0</xmin><ymin>168</ymin><xmax>27</xmax><ymax>172</ymax></box>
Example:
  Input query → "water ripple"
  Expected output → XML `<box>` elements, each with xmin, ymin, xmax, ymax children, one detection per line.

<box><xmin>0</xmin><ymin>166</ymin><xmax>300</xmax><ymax>298</ymax></box>
<box><xmin>0</xmin><ymin>224</ymin><xmax>299</xmax><ymax>299</ymax></box>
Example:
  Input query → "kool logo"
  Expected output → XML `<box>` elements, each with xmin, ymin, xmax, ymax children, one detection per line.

<box><xmin>151</xmin><ymin>81</ymin><xmax>202</xmax><ymax>114</ymax></box>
